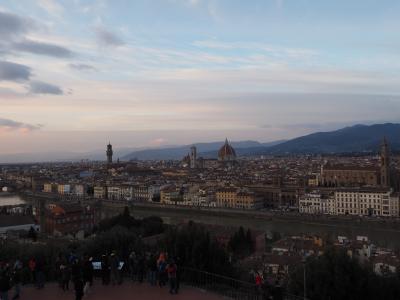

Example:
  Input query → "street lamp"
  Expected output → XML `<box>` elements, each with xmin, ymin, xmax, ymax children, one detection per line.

<box><xmin>302</xmin><ymin>256</ymin><xmax>307</xmax><ymax>300</ymax></box>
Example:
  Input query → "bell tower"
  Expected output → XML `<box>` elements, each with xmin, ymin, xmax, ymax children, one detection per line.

<box><xmin>106</xmin><ymin>142</ymin><xmax>113</xmax><ymax>164</ymax></box>
<box><xmin>190</xmin><ymin>145</ymin><xmax>197</xmax><ymax>169</ymax></box>
<box><xmin>380</xmin><ymin>137</ymin><xmax>390</xmax><ymax>187</ymax></box>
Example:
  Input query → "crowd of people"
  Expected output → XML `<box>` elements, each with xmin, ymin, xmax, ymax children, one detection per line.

<box><xmin>0</xmin><ymin>251</ymin><xmax>180</xmax><ymax>300</ymax></box>
<box><xmin>126</xmin><ymin>251</ymin><xmax>180</xmax><ymax>295</ymax></box>
<box><xmin>254</xmin><ymin>271</ymin><xmax>284</xmax><ymax>300</ymax></box>
<box><xmin>0</xmin><ymin>260</ymin><xmax>22</xmax><ymax>300</ymax></box>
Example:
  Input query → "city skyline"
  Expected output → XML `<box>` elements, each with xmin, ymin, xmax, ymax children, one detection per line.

<box><xmin>1</xmin><ymin>0</ymin><xmax>400</xmax><ymax>154</ymax></box>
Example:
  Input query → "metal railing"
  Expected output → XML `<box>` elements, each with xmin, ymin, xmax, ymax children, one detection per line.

<box><xmin>180</xmin><ymin>267</ymin><xmax>263</xmax><ymax>300</ymax></box>
<box><xmin>180</xmin><ymin>267</ymin><xmax>308</xmax><ymax>300</ymax></box>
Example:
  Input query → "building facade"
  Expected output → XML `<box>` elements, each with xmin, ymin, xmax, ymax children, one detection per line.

<box><xmin>218</xmin><ymin>139</ymin><xmax>237</xmax><ymax>162</ymax></box>
<box><xmin>321</xmin><ymin>137</ymin><xmax>392</xmax><ymax>188</ymax></box>
<box><xmin>334</xmin><ymin>189</ymin><xmax>396</xmax><ymax>217</ymax></box>
<box><xmin>44</xmin><ymin>203</ymin><xmax>96</xmax><ymax>236</ymax></box>
<box><xmin>216</xmin><ymin>188</ymin><xmax>262</xmax><ymax>209</ymax></box>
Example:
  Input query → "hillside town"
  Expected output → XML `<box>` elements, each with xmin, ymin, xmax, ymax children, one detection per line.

<box><xmin>2</xmin><ymin>138</ymin><xmax>400</xmax><ymax>216</ymax></box>
<box><xmin>1</xmin><ymin>138</ymin><xmax>400</xmax><ymax>300</ymax></box>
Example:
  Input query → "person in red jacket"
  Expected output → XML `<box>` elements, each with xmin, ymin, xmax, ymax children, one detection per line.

<box><xmin>255</xmin><ymin>272</ymin><xmax>263</xmax><ymax>292</ymax></box>
<box><xmin>166</xmin><ymin>260</ymin><xmax>177</xmax><ymax>294</ymax></box>
<box><xmin>28</xmin><ymin>258</ymin><xmax>36</xmax><ymax>284</ymax></box>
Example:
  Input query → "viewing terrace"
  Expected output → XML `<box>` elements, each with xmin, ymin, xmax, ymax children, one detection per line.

<box><xmin>25</xmin><ymin>280</ymin><xmax>223</xmax><ymax>300</ymax></box>
<box><xmin>24</xmin><ymin>267</ymin><xmax>305</xmax><ymax>300</ymax></box>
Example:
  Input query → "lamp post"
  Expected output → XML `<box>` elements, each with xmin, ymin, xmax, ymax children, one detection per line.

<box><xmin>302</xmin><ymin>256</ymin><xmax>307</xmax><ymax>300</ymax></box>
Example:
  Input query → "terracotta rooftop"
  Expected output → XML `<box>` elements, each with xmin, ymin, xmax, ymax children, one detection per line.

<box><xmin>323</xmin><ymin>164</ymin><xmax>379</xmax><ymax>172</ymax></box>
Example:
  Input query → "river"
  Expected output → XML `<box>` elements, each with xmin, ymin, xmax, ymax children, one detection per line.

<box><xmin>0</xmin><ymin>193</ymin><xmax>27</xmax><ymax>206</ymax></box>
<box><xmin>17</xmin><ymin>193</ymin><xmax>400</xmax><ymax>249</ymax></box>
<box><xmin>129</xmin><ymin>206</ymin><xmax>400</xmax><ymax>249</ymax></box>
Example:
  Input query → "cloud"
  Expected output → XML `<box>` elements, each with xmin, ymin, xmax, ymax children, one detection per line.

<box><xmin>29</xmin><ymin>80</ymin><xmax>63</xmax><ymax>95</ymax></box>
<box><xmin>94</xmin><ymin>26</ymin><xmax>125</xmax><ymax>47</ymax></box>
<box><xmin>193</xmin><ymin>39</ymin><xmax>318</xmax><ymax>59</ymax></box>
<box><xmin>0</xmin><ymin>11</ymin><xmax>34</xmax><ymax>39</ymax></box>
<box><xmin>0</xmin><ymin>118</ymin><xmax>42</xmax><ymax>133</ymax></box>
<box><xmin>0</xmin><ymin>87</ymin><xmax>26</xmax><ymax>99</ymax></box>
<box><xmin>0</xmin><ymin>60</ymin><xmax>32</xmax><ymax>81</ymax></box>
<box><xmin>37</xmin><ymin>0</ymin><xmax>64</xmax><ymax>16</ymax></box>
<box><xmin>150</xmin><ymin>138</ymin><xmax>167</xmax><ymax>146</ymax></box>
<box><xmin>69</xmin><ymin>63</ymin><xmax>97</xmax><ymax>71</ymax></box>
<box><xmin>0</xmin><ymin>12</ymin><xmax>73</xmax><ymax>59</ymax></box>
<box><xmin>12</xmin><ymin>39</ymin><xmax>73</xmax><ymax>58</ymax></box>
<box><xmin>0</xmin><ymin>62</ymin><xmax>65</xmax><ymax>96</ymax></box>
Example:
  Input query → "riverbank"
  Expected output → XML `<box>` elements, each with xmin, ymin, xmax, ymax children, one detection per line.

<box><xmin>20</xmin><ymin>191</ymin><xmax>400</xmax><ymax>248</ymax></box>
<box><xmin>0</xmin><ymin>192</ymin><xmax>27</xmax><ymax>206</ymax></box>
<box><xmin>0</xmin><ymin>191</ymin><xmax>15</xmax><ymax>197</ymax></box>
<box><xmin>125</xmin><ymin>203</ymin><xmax>400</xmax><ymax>248</ymax></box>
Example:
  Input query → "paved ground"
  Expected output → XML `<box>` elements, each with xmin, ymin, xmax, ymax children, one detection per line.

<box><xmin>19</xmin><ymin>281</ymin><xmax>224</xmax><ymax>300</ymax></box>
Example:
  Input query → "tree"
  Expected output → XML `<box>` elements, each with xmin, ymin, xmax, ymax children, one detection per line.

<box><xmin>163</xmin><ymin>222</ymin><xmax>234</xmax><ymax>276</ymax></box>
<box><xmin>97</xmin><ymin>206</ymin><xmax>139</xmax><ymax>231</ymax></box>
<box><xmin>287</xmin><ymin>247</ymin><xmax>400</xmax><ymax>300</ymax></box>
<box><xmin>228</xmin><ymin>227</ymin><xmax>254</xmax><ymax>258</ymax></box>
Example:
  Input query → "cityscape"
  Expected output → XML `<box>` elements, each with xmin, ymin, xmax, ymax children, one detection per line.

<box><xmin>1</xmin><ymin>1</ymin><xmax>400</xmax><ymax>300</ymax></box>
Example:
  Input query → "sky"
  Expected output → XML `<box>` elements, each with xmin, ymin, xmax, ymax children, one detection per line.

<box><xmin>1</xmin><ymin>0</ymin><xmax>400</xmax><ymax>156</ymax></box>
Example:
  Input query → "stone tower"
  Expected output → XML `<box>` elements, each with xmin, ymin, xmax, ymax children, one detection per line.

<box><xmin>190</xmin><ymin>145</ymin><xmax>197</xmax><ymax>169</ymax></box>
<box><xmin>380</xmin><ymin>137</ymin><xmax>390</xmax><ymax>187</ymax></box>
<box><xmin>106</xmin><ymin>142</ymin><xmax>113</xmax><ymax>164</ymax></box>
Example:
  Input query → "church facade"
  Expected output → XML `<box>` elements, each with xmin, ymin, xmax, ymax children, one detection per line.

<box><xmin>321</xmin><ymin>138</ymin><xmax>391</xmax><ymax>188</ymax></box>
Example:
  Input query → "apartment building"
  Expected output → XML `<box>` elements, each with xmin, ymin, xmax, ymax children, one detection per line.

<box><xmin>334</xmin><ymin>189</ymin><xmax>398</xmax><ymax>217</ymax></box>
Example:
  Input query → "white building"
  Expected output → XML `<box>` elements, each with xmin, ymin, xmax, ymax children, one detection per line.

<box><xmin>132</xmin><ymin>185</ymin><xmax>149</xmax><ymax>202</ymax></box>
<box><xmin>148</xmin><ymin>185</ymin><xmax>160</xmax><ymax>202</ymax></box>
<box><xmin>299</xmin><ymin>192</ymin><xmax>334</xmax><ymax>214</ymax></box>
<box><xmin>73</xmin><ymin>184</ymin><xmax>85</xmax><ymax>197</ymax></box>
<box><xmin>334</xmin><ymin>189</ymin><xmax>396</xmax><ymax>217</ymax></box>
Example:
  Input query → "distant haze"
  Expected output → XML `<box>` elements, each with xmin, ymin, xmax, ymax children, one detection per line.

<box><xmin>1</xmin><ymin>123</ymin><xmax>400</xmax><ymax>163</ymax></box>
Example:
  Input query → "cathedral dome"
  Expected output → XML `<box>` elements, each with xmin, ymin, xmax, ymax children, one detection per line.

<box><xmin>218</xmin><ymin>139</ymin><xmax>236</xmax><ymax>161</ymax></box>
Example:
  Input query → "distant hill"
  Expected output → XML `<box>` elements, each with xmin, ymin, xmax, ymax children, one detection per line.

<box><xmin>265</xmin><ymin>123</ymin><xmax>400</xmax><ymax>154</ymax></box>
<box><xmin>3</xmin><ymin>123</ymin><xmax>399</xmax><ymax>163</ymax></box>
<box><xmin>122</xmin><ymin>123</ymin><xmax>400</xmax><ymax>160</ymax></box>
<box><xmin>122</xmin><ymin>140</ymin><xmax>285</xmax><ymax>160</ymax></box>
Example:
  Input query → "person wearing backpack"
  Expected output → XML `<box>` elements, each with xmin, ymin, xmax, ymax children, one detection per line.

<box><xmin>158</xmin><ymin>259</ymin><xmax>167</xmax><ymax>287</ymax></box>
<box><xmin>166</xmin><ymin>260</ymin><xmax>177</xmax><ymax>294</ymax></box>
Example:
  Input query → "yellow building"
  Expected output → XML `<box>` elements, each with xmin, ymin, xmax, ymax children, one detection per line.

<box><xmin>160</xmin><ymin>186</ymin><xmax>182</xmax><ymax>204</ymax></box>
<box><xmin>216</xmin><ymin>188</ymin><xmax>263</xmax><ymax>209</ymax></box>
<box><xmin>43</xmin><ymin>183</ymin><xmax>54</xmax><ymax>193</ymax></box>
<box><xmin>216</xmin><ymin>188</ymin><xmax>237</xmax><ymax>208</ymax></box>
<box><xmin>94</xmin><ymin>186</ymin><xmax>107</xmax><ymax>199</ymax></box>
<box><xmin>236</xmin><ymin>192</ymin><xmax>263</xmax><ymax>209</ymax></box>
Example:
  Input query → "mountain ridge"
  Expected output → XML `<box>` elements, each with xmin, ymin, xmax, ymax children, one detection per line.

<box><xmin>2</xmin><ymin>123</ymin><xmax>400</xmax><ymax>163</ymax></box>
<box><xmin>264</xmin><ymin>123</ymin><xmax>400</xmax><ymax>154</ymax></box>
